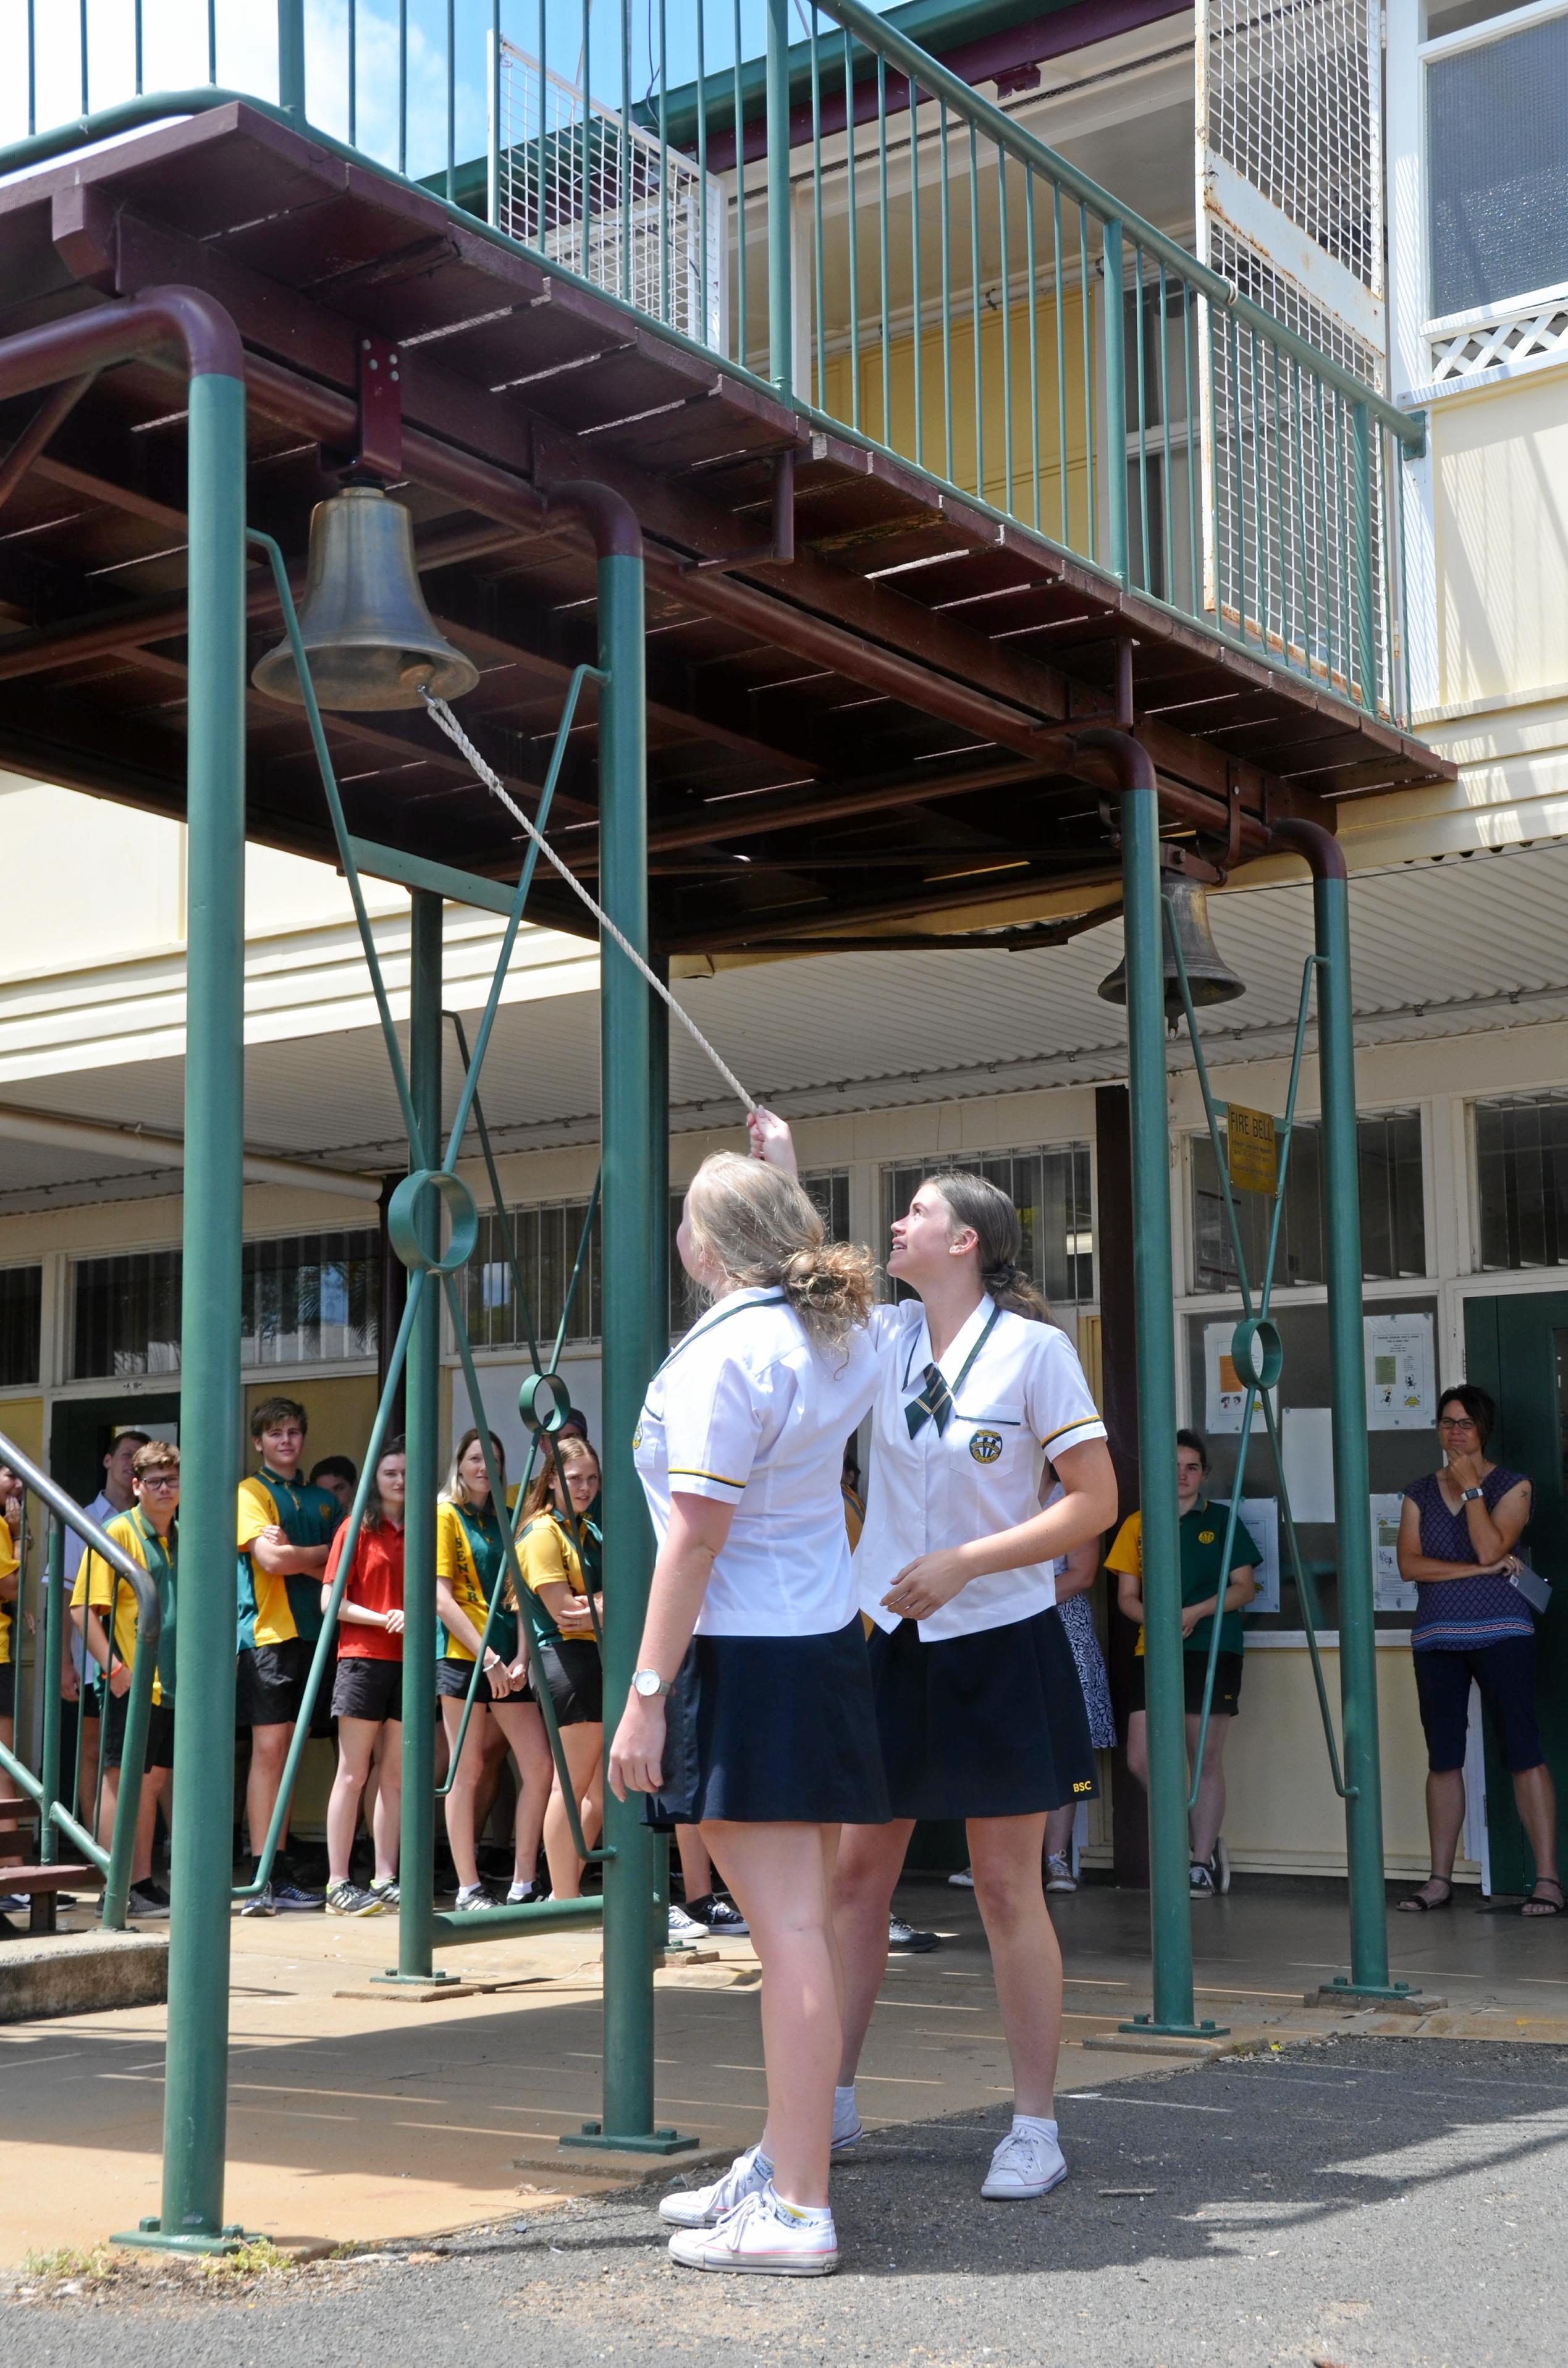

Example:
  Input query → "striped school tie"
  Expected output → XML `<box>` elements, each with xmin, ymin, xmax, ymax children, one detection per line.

<box><xmin>905</xmin><ymin>1363</ymin><xmax>955</xmax><ymax>1439</ymax></box>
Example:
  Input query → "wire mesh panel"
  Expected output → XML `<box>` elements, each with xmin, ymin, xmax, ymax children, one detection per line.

<box><xmin>494</xmin><ymin>35</ymin><xmax>724</xmax><ymax>350</ymax></box>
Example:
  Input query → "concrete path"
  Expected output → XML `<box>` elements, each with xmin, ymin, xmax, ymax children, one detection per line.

<box><xmin>4</xmin><ymin>2037</ymin><xmax>1563</xmax><ymax>2365</ymax></box>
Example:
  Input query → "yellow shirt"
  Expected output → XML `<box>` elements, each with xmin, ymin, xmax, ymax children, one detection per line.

<box><xmin>0</xmin><ymin>1520</ymin><xmax>15</xmax><ymax>1667</ymax></box>
<box><xmin>237</xmin><ymin>1470</ymin><xmax>339</xmax><ymax>1648</ymax></box>
<box><xmin>434</xmin><ymin>1499</ymin><xmax>517</xmax><ymax>1663</ymax></box>
<box><xmin>72</xmin><ymin>1513</ymin><xmax>168</xmax><ymax>1706</ymax></box>
<box><xmin>516</xmin><ymin>1512</ymin><xmax>589</xmax><ymax>1643</ymax></box>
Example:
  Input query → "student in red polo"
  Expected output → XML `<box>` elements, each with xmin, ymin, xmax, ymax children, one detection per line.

<box><xmin>322</xmin><ymin>1438</ymin><xmax>406</xmax><ymax>1918</ymax></box>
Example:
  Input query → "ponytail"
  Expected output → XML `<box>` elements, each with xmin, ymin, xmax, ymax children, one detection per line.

<box><xmin>685</xmin><ymin>1153</ymin><xmax>875</xmax><ymax>1355</ymax></box>
<box><xmin>925</xmin><ymin>1172</ymin><xmax>1052</xmax><ymax>1325</ymax></box>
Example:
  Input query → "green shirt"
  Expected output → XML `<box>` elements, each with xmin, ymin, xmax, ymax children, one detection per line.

<box><xmin>1107</xmin><ymin>1498</ymin><xmax>1261</xmax><ymax>1656</ymax></box>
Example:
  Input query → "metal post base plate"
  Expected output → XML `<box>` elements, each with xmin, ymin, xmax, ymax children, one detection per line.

<box><xmin>1312</xmin><ymin>1976</ymin><xmax>1427</xmax><ymax>2010</ymax></box>
<box><xmin>111</xmin><ymin>2219</ymin><xmax>253</xmax><ymax>2256</ymax></box>
<box><xmin>371</xmin><ymin>1968</ymin><xmax>463</xmax><ymax>1988</ymax></box>
<box><xmin>561</xmin><ymin>2122</ymin><xmax>701</xmax><ymax>2157</ymax></box>
<box><xmin>1116</xmin><ymin>2013</ymin><xmax>1231</xmax><ymax>2039</ymax></box>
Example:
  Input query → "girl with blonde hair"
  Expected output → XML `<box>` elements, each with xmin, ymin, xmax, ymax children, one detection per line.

<box><xmin>609</xmin><ymin>1149</ymin><xmax>884</xmax><ymax>2278</ymax></box>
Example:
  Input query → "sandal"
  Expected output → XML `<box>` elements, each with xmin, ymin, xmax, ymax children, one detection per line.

<box><xmin>1522</xmin><ymin>1877</ymin><xmax>1566</xmax><ymax>1918</ymax></box>
<box><xmin>1397</xmin><ymin>1878</ymin><xmax>1453</xmax><ymax>1912</ymax></box>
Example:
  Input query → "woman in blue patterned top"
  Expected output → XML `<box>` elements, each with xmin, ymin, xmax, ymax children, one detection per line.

<box><xmin>1395</xmin><ymin>1383</ymin><xmax>1561</xmax><ymax>1916</ymax></box>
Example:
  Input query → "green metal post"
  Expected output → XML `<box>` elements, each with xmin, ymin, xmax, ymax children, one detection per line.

<box><xmin>1076</xmin><ymin>728</ymin><xmax>1220</xmax><ymax>2039</ymax></box>
<box><xmin>1351</xmin><ymin>400</ymin><xmax>1375</xmax><ymax>712</ymax></box>
<box><xmin>551</xmin><ymin>495</ymin><xmax>693</xmax><ymax>2157</ymax></box>
<box><xmin>277</xmin><ymin>1</ymin><xmax>306</xmax><ymax>117</ymax></box>
<box><xmin>765</xmin><ymin>0</ymin><xmax>793</xmax><ymax>397</ymax></box>
<box><xmin>647</xmin><ymin>965</ymin><xmax>672</xmax><ymax>1960</ymax></box>
<box><xmin>395</xmin><ymin>891</ymin><xmax>446</xmax><ymax>1984</ymax></box>
<box><xmin>1102</xmin><ymin>219</ymin><xmax>1128</xmax><ymax>588</ymax></box>
<box><xmin>38</xmin><ymin>1523</ymin><xmax>62</xmax><ymax>1870</ymax></box>
<box><xmin>158</xmin><ymin>363</ymin><xmax>249</xmax><ymax>2246</ymax></box>
<box><xmin>1271</xmin><ymin>819</ymin><xmax>1408</xmax><ymax>2004</ymax></box>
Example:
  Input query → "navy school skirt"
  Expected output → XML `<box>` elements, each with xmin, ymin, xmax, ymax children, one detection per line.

<box><xmin>867</xmin><ymin>1603</ymin><xmax>1097</xmax><ymax>1821</ymax></box>
<box><xmin>644</xmin><ymin>1616</ymin><xmax>891</xmax><ymax>1827</ymax></box>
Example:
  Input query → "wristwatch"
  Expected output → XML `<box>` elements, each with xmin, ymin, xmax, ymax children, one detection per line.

<box><xmin>1462</xmin><ymin>1486</ymin><xmax>1483</xmax><ymax>1502</ymax></box>
<box><xmin>631</xmin><ymin>1667</ymin><xmax>673</xmax><ymax>1700</ymax></box>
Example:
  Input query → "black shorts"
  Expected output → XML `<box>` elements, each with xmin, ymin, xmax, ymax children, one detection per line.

<box><xmin>536</xmin><ymin>1636</ymin><xmax>603</xmax><ymax>1727</ymax></box>
<box><xmin>0</xmin><ymin>1662</ymin><xmax>12</xmax><ymax>1720</ymax></box>
<box><xmin>103</xmin><ymin>1690</ymin><xmax>175</xmax><ymax>1772</ymax></box>
<box><xmin>1414</xmin><ymin>1638</ymin><xmax>1544</xmax><ymax>1774</ymax></box>
<box><xmin>1126</xmin><ymin>1650</ymin><xmax>1244</xmax><ymax>1719</ymax></box>
<box><xmin>237</xmin><ymin>1638</ymin><xmax>310</xmax><ymax>1728</ymax></box>
<box><xmin>331</xmin><ymin>1656</ymin><xmax>402</xmax><ymax>1724</ymax></box>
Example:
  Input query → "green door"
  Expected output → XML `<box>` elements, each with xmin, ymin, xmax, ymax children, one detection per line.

<box><xmin>1463</xmin><ymin>1292</ymin><xmax>1568</xmax><ymax>1894</ymax></box>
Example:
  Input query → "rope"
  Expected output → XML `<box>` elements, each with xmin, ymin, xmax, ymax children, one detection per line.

<box><xmin>423</xmin><ymin>693</ymin><xmax>757</xmax><ymax>1114</ymax></box>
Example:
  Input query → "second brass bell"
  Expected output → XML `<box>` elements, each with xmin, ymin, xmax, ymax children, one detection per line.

<box><xmin>1096</xmin><ymin>875</ymin><xmax>1246</xmax><ymax>1022</ymax></box>
<box><xmin>251</xmin><ymin>485</ymin><xmax>479</xmax><ymax>712</ymax></box>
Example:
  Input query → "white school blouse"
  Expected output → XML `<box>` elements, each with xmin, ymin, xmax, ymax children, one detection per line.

<box><xmin>854</xmin><ymin>1296</ymin><xmax>1107</xmax><ymax>1643</ymax></box>
<box><xmin>633</xmin><ymin>1286</ymin><xmax>882</xmax><ymax>1638</ymax></box>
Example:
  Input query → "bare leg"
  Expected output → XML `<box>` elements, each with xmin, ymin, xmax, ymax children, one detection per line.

<box><xmin>1186</xmin><ymin>1711</ymin><xmax>1231</xmax><ymax>1866</ymax></box>
<box><xmin>1399</xmin><ymin>1768</ymin><xmax>1466</xmax><ymax>1909</ymax></box>
<box><xmin>473</xmin><ymin>1713</ymin><xmax>508</xmax><ymax>1847</ymax></box>
<box><xmin>440</xmin><ymin>1698</ymin><xmax>491</xmax><ymax>1892</ymax></box>
<box><xmin>1514</xmin><ymin>1764</ymin><xmax>1562</xmax><ymax>1912</ymax></box>
<box><xmin>491</xmin><ymin>1699</ymin><xmax>552</xmax><ymax>1888</ymax></box>
<box><xmin>371</xmin><ymin>1720</ymin><xmax>403</xmax><ymax>1884</ymax></box>
<box><xmin>542</xmin><ymin>1725</ymin><xmax>604</xmax><ymax>1900</ymax></box>
<box><xmin>677</xmin><ymin>1826</ymin><xmax>714</xmax><ymax>1902</ymax></box>
<box><xmin>77</xmin><ymin>1712</ymin><xmax>101</xmax><ymax>1835</ymax></box>
<box><xmin>1123</xmin><ymin>1709</ymin><xmax>1149</xmax><ymax>1791</ymax></box>
<box><xmin>968</xmin><ymin>1813</ymin><xmax>1060</xmax><ymax>2117</ymax></box>
<box><xmin>245</xmin><ymin>1721</ymin><xmax>292</xmax><ymax>1861</ymax></box>
<box><xmin>1043</xmin><ymin>1803</ymin><xmax>1076</xmax><ymax>1862</ymax></box>
<box><xmin>832</xmin><ymin>1819</ymin><xmax>914</xmax><ymax>2084</ymax></box>
<box><xmin>326</xmin><ymin>1717</ymin><xmax>379</xmax><ymax>1886</ymax></box>
<box><xmin>130</xmin><ymin>1772</ymin><xmax>162</xmax><ymax>1886</ymax></box>
<box><xmin>709</xmin><ymin>1819</ymin><xmax>842</xmax><ymax>2209</ymax></box>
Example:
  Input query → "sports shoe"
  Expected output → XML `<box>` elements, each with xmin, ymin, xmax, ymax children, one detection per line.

<box><xmin>0</xmin><ymin>1891</ymin><xmax>30</xmax><ymax>1913</ymax></box>
<box><xmin>667</xmin><ymin>2185</ymin><xmax>837</xmax><ymax>2277</ymax></box>
<box><xmin>1189</xmin><ymin>1860</ymin><xmax>1216</xmax><ymax>1898</ymax></box>
<box><xmin>667</xmin><ymin>1902</ymin><xmax>706</xmax><ymax>1943</ymax></box>
<box><xmin>1213</xmin><ymin>1835</ymin><xmax>1231</xmax><ymax>1894</ymax></box>
<box><xmin>453</xmin><ymin>1884</ymin><xmax>497</xmax><ymax>1913</ymax></box>
<box><xmin>239</xmin><ymin>1882</ymin><xmax>275</xmax><ymax>1917</ymax></box>
<box><xmin>507</xmin><ymin>1881</ymin><xmax>544</xmax><ymax>1905</ymax></box>
<box><xmin>272</xmin><ymin>1876</ymin><xmax>326</xmax><ymax>1912</ymax></box>
<box><xmin>369</xmin><ymin>1876</ymin><xmax>401</xmax><ymax>1908</ymax></box>
<box><xmin>127</xmin><ymin>1881</ymin><xmax>171</xmax><ymax>1921</ymax></box>
<box><xmin>1045</xmin><ymin>1853</ymin><xmax>1077</xmax><ymax>1894</ymax></box>
<box><xmin>686</xmin><ymin>1892</ymin><xmax>749</xmax><ymax>1937</ymax></box>
<box><xmin>888</xmin><ymin>1913</ymin><xmax>939</xmax><ymax>1953</ymax></box>
<box><xmin>326</xmin><ymin>1879</ymin><xmax>383</xmax><ymax>1916</ymax></box>
<box><xmin>659</xmin><ymin>2141</ymin><xmax>772</xmax><ymax>2230</ymax></box>
<box><xmin>982</xmin><ymin>2120</ymin><xmax>1068</xmax><ymax>2201</ymax></box>
<box><xmin>948</xmin><ymin>1867</ymin><xmax>975</xmax><ymax>1889</ymax></box>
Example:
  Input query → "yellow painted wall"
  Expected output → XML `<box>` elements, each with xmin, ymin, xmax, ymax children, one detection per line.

<box><xmin>1433</xmin><ymin>363</ymin><xmax>1568</xmax><ymax>711</ymax></box>
<box><xmin>823</xmin><ymin>285</ymin><xmax>1094</xmax><ymax>540</ymax></box>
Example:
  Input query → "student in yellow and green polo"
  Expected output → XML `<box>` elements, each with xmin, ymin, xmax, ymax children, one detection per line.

<box><xmin>1108</xmin><ymin>1428</ymin><xmax>1258</xmax><ymax>1898</ymax></box>
<box><xmin>236</xmin><ymin>1395</ymin><xmax>344</xmax><ymax>1915</ymax></box>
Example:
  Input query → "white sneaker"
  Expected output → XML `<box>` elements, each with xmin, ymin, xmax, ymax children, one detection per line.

<box><xmin>981</xmin><ymin>2121</ymin><xmax>1068</xmax><ymax>2201</ymax></box>
<box><xmin>667</xmin><ymin>1903</ymin><xmax>706</xmax><ymax>1943</ymax></box>
<box><xmin>1045</xmin><ymin>1853</ymin><xmax>1077</xmax><ymax>1893</ymax></box>
<box><xmin>659</xmin><ymin>2142</ymin><xmax>772</xmax><ymax>2230</ymax></box>
<box><xmin>667</xmin><ymin>2185</ymin><xmax>837</xmax><ymax>2277</ymax></box>
<box><xmin>948</xmin><ymin>1867</ymin><xmax>975</xmax><ymax>1888</ymax></box>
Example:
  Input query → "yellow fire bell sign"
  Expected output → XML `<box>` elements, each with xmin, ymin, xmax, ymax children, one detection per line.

<box><xmin>1225</xmin><ymin>1103</ymin><xmax>1278</xmax><ymax>1195</ymax></box>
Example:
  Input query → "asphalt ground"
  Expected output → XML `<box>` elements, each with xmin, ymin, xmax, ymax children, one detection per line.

<box><xmin>2</xmin><ymin>2035</ymin><xmax>1560</xmax><ymax>2367</ymax></box>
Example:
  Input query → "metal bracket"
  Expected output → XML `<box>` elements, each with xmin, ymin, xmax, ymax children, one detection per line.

<box><xmin>327</xmin><ymin>335</ymin><xmax>403</xmax><ymax>483</ymax></box>
<box><xmin>681</xmin><ymin>446</ymin><xmax>795</xmax><ymax>572</ymax></box>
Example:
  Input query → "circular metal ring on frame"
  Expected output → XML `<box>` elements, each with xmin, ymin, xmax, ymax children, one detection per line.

<box><xmin>519</xmin><ymin>1370</ymin><xmax>575</xmax><ymax>1436</ymax></box>
<box><xmin>387</xmin><ymin>1168</ymin><xmax>478</xmax><ymax>1275</ymax></box>
<box><xmin>1229</xmin><ymin>1314</ymin><xmax>1283</xmax><ymax>1393</ymax></box>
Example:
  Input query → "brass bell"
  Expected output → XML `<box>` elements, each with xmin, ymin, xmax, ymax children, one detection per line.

<box><xmin>251</xmin><ymin>485</ymin><xmax>479</xmax><ymax>711</ymax></box>
<box><xmin>1096</xmin><ymin>876</ymin><xmax>1246</xmax><ymax>1024</ymax></box>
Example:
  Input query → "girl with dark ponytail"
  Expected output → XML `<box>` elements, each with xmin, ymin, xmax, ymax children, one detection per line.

<box><xmin>752</xmin><ymin>1114</ymin><xmax>1118</xmax><ymax>2212</ymax></box>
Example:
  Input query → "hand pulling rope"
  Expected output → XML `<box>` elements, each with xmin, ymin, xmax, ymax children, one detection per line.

<box><xmin>423</xmin><ymin>691</ymin><xmax>757</xmax><ymax>1115</ymax></box>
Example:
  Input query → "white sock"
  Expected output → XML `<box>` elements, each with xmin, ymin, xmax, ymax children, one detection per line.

<box><xmin>770</xmin><ymin>2192</ymin><xmax>832</xmax><ymax>2225</ymax></box>
<box><xmin>1012</xmin><ymin>2112</ymin><xmax>1059</xmax><ymax>2141</ymax></box>
<box><xmin>833</xmin><ymin>2083</ymin><xmax>858</xmax><ymax>2128</ymax></box>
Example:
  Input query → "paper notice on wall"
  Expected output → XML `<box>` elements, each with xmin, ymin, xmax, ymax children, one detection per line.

<box><xmin>1234</xmin><ymin>1495</ymin><xmax>1280</xmax><ymax>1616</ymax></box>
<box><xmin>1281</xmin><ymin>1407</ymin><xmax>1336</xmax><ymax>1523</ymax></box>
<box><xmin>1371</xmin><ymin>1491</ymin><xmax>1417</xmax><ymax>1611</ymax></box>
<box><xmin>1365</xmin><ymin>1310</ymin><xmax>1436</xmax><ymax>1430</ymax></box>
<box><xmin>1203</xmin><ymin>1320</ymin><xmax>1273</xmax><ymax>1434</ymax></box>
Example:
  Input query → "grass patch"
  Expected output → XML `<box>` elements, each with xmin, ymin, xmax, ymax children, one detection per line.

<box><xmin>19</xmin><ymin>2244</ymin><xmax>114</xmax><ymax>2286</ymax></box>
<box><xmin>194</xmin><ymin>2236</ymin><xmax>294</xmax><ymax>2282</ymax></box>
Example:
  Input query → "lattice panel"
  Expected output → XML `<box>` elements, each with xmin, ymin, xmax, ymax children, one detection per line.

<box><xmin>1428</xmin><ymin>289</ymin><xmax>1568</xmax><ymax>384</ymax></box>
<box><xmin>1208</xmin><ymin>225</ymin><xmax>1389</xmax><ymax>704</ymax></box>
<box><xmin>1205</xmin><ymin>0</ymin><xmax>1382</xmax><ymax>293</ymax></box>
<box><xmin>495</xmin><ymin>38</ymin><xmax>723</xmax><ymax>349</ymax></box>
